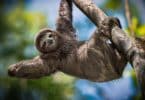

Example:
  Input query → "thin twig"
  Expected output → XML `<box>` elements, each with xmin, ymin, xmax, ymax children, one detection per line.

<box><xmin>125</xmin><ymin>0</ymin><xmax>134</xmax><ymax>37</ymax></box>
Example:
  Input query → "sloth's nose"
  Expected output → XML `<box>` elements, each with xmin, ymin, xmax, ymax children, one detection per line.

<box><xmin>48</xmin><ymin>40</ymin><xmax>53</xmax><ymax>44</ymax></box>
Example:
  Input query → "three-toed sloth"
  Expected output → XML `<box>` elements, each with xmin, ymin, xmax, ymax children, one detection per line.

<box><xmin>8</xmin><ymin>0</ymin><xmax>127</xmax><ymax>82</ymax></box>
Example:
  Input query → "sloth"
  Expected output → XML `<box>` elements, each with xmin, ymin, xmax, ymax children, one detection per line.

<box><xmin>8</xmin><ymin>0</ymin><xmax>127</xmax><ymax>82</ymax></box>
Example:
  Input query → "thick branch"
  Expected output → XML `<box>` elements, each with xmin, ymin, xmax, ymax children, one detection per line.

<box><xmin>72</xmin><ymin>0</ymin><xmax>145</xmax><ymax>98</ymax></box>
<box><xmin>73</xmin><ymin>0</ymin><xmax>107</xmax><ymax>26</ymax></box>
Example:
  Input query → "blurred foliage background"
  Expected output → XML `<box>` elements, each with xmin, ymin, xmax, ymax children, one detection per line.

<box><xmin>0</xmin><ymin>0</ymin><xmax>145</xmax><ymax>100</ymax></box>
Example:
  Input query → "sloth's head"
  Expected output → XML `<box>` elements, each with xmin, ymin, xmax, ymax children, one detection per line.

<box><xmin>35</xmin><ymin>28</ymin><xmax>61</xmax><ymax>53</ymax></box>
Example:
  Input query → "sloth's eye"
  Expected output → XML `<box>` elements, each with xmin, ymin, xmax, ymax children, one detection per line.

<box><xmin>48</xmin><ymin>34</ymin><xmax>53</xmax><ymax>38</ymax></box>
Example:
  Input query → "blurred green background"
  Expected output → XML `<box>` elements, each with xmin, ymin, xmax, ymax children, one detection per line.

<box><xmin>0</xmin><ymin>0</ymin><xmax>145</xmax><ymax>100</ymax></box>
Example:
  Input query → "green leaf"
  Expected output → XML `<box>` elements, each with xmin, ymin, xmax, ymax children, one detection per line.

<box><xmin>131</xmin><ymin>17</ymin><xmax>138</xmax><ymax>32</ymax></box>
<box><xmin>136</xmin><ymin>25</ymin><xmax>145</xmax><ymax>37</ymax></box>
<box><xmin>104</xmin><ymin>0</ymin><xmax>122</xmax><ymax>10</ymax></box>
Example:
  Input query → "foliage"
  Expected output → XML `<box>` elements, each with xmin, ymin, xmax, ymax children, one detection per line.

<box><xmin>103</xmin><ymin>0</ymin><xmax>122</xmax><ymax>10</ymax></box>
<box><xmin>0</xmin><ymin>76</ymin><xmax>73</xmax><ymax>100</ymax></box>
<box><xmin>131</xmin><ymin>17</ymin><xmax>145</xmax><ymax>37</ymax></box>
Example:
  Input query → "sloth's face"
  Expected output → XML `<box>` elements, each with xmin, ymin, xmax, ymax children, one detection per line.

<box><xmin>40</xmin><ymin>32</ymin><xmax>57</xmax><ymax>50</ymax></box>
<box><xmin>35</xmin><ymin>29</ymin><xmax>59</xmax><ymax>53</ymax></box>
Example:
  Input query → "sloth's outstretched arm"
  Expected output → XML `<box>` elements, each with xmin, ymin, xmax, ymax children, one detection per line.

<box><xmin>8</xmin><ymin>56</ymin><xmax>57</xmax><ymax>79</ymax></box>
<box><xmin>56</xmin><ymin>0</ymin><xmax>76</xmax><ymax>38</ymax></box>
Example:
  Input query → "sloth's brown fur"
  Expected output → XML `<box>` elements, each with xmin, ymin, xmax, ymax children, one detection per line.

<box><xmin>8</xmin><ymin>0</ymin><xmax>127</xmax><ymax>82</ymax></box>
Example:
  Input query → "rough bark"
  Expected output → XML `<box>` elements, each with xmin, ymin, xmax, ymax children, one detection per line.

<box><xmin>72</xmin><ymin>0</ymin><xmax>145</xmax><ymax>97</ymax></box>
<box><xmin>73</xmin><ymin>0</ymin><xmax>107</xmax><ymax>26</ymax></box>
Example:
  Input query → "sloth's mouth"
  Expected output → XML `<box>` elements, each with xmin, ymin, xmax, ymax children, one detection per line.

<box><xmin>47</xmin><ymin>39</ymin><xmax>53</xmax><ymax>44</ymax></box>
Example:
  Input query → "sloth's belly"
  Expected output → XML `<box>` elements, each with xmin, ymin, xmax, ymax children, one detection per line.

<box><xmin>78</xmin><ymin>46</ymin><xmax>121</xmax><ymax>82</ymax></box>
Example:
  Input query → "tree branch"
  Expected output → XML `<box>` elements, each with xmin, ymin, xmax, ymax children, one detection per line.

<box><xmin>73</xmin><ymin>0</ymin><xmax>107</xmax><ymax>26</ymax></box>
<box><xmin>72</xmin><ymin>0</ymin><xmax>145</xmax><ymax>98</ymax></box>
